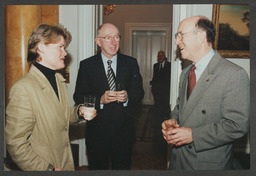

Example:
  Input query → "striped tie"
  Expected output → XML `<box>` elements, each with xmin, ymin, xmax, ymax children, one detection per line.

<box><xmin>107</xmin><ymin>60</ymin><xmax>116</xmax><ymax>90</ymax></box>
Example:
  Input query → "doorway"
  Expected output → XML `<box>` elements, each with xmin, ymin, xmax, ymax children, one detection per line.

<box><xmin>125</xmin><ymin>23</ymin><xmax>172</xmax><ymax>105</ymax></box>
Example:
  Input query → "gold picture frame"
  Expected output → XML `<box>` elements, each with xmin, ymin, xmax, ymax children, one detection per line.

<box><xmin>212</xmin><ymin>4</ymin><xmax>250</xmax><ymax>58</ymax></box>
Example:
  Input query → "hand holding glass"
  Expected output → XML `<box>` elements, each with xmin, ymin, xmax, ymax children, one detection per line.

<box><xmin>116</xmin><ymin>83</ymin><xmax>122</xmax><ymax>103</ymax></box>
<box><xmin>81</xmin><ymin>95</ymin><xmax>96</xmax><ymax>120</ymax></box>
<box><xmin>116</xmin><ymin>83</ymin><xmax>126</xmax><ymax>103</ymax></box>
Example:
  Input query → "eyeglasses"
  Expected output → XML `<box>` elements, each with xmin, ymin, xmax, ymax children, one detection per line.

<box><xmin>175</xmin><ymin>29</ymin><xmax>201</xmax><ymax>40</ymax></box>
<box><xmin>98</xmin><ymin>35</ymin><xmax>121</xmax><ymax>43</ymax></box>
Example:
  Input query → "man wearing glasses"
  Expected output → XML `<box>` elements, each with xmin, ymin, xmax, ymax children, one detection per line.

<box><xmin>162</xmin><ymin>16</ymin><xmax>249</xmax><ymax>170</ymax></box>
<box><xmin>73</xmin><ymin>23</ymin><xmax>144</xmax><ymax>170</ymax></box>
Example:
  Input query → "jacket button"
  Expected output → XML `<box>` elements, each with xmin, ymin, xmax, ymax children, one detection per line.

<box><xmin>202</xmin><ymin>110</ymin><xmax>206</xmax><ymax>114</ymax></box>
<box><xmin>188</xmin><ymin>145</ymin><xmax>192</xmax><ymax>149</ymax></box>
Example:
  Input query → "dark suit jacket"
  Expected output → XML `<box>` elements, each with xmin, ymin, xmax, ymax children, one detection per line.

<box><xmin>169</xmin><ymin>52</ymin><xmax>249</xmax><ymax>170</ymax></box>
<box><xmin>151</xmin><ymin>61</ymin><xmax>171</xmax><ymax>100</ymax></box>
<box><xmin>73</xmin><ymin>52</ymin><xmax>144</xmax><ymax>145</ymax></box>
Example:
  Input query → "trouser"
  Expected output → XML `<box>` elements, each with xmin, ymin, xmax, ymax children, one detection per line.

<box><xmin>87</xmin><ymin>139</ymin><xmax>133</xmax><ymax>170</ymax></box>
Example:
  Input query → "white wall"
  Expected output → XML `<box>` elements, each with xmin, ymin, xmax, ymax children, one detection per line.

<box><xmin>228</xmin><ymin>58</ymin><xmax>250</xmax><ymax>78</ymax></box>
<box><xmin>59</xmin><ymin>5</ymin><xmax>98</xmax><ymax>105</ymax></box>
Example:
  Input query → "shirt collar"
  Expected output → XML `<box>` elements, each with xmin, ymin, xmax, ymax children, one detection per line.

<box><xmin>101</xmin><ymin>52</ymin><xmax>117</xmax><ymax>74</ymax></box>
<box><xmin>101</xmin><ymin>52</ymin><xmax>117</xmax><ymax>64</ymax></box>
<box><xmin>195</xmin><ymin>49</ymin><xmax>215</xmax><ymax>72</ymax></box>
<box><xmin>159</xmin><ymin>60</ymin><xmax>166</xmax><ymax>68</ymax></box>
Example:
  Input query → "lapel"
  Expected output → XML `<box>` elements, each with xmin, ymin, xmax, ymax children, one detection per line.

<box><xmin>153</xmin><ymin>63</ymin><xmax>159</xmax><ymax>73</ymax></box>
<box><xmin>95</xmin><ymin>53</ymin><xmax>110</xmax><ymax>90</ymax></box>
<box><xmin>179</xmin><ymin>66</ymin><xmax>191</xmax><ymax>112</ymax></box>
<box><xmin>179</xmin><ymin>53</ymin><xmax>221</xmax><ymax>125</ymax></box>
<box><xmin>115</xmin><ymin>53</ymin><xmax>124</xmax><ymax>85</ymax></box>
<box><xmin>55</xmin><ymin>73</ymin><xmax>68</xmax><ymax>111</ymax></box>
<box><xmin>163</xmin><ymin>61</ymin><xmax>167</xmax><ymax>69</ymax></box>
<box><xmin>30</xmin><ymin>65</ymin><xmax>66</xmax><ymax>116</ymax></box>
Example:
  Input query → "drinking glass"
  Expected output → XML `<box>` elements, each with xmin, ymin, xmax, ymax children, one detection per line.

<box><xmin>83</xmin><ymin>95</ymin><xmax>96</xmax><ymax>120</ymax></box>
<box><xmin>116</xmin><ymin>83</ymin><xmax>124</xmax><ymax>103</ymax></box>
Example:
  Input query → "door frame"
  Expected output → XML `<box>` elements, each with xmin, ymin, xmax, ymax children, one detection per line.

<box><xmin>124</xmin><ymin>23</ymin><xmax>172</xmax><ymax>105</ymax></box>
<box><xmin>124</xmin><ymin>23</ymin><xmax>172</xmax><ymax>60</ymax></box>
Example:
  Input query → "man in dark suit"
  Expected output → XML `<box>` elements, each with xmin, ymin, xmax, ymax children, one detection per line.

<box><xmin>73</xmin><ymin>23</ymin><xmax>144</xmax><ymax>170</ymax></box>
<box><xmin>150</xmin><ymin>51</ymin><xmax>171</xmax><ymax>158</ymax></box>
<box><xmin>151</xmin><ymin>50</ymin><xmax>171</xmax><ymax>119</ymax></box>
<box><xmin>162</xmin><ymin>16</ymin><xmax>249</xmax><ymax>170</ymax></box>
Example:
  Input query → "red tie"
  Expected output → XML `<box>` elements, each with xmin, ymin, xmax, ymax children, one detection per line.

<box><xmin>187</xmin><ymin>65</ymin><xmax>196</xmax><ymax>99</ymax></box>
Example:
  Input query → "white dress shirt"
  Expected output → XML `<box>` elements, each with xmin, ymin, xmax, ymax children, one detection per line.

<box><xmin>194</xmin><ymin>49</ymin><xmax>215</xmax><ymax>82</ymax></box>
<box><xmin>100</xmin><ymin>52</ymin><xmax>128</xmax><ymax>108</ymax></box>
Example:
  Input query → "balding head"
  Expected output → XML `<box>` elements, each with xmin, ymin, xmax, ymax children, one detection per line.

<box><xmin>97</xmin><ymin>23</ymin><xmax>120</xmax><ymax>37</ymax></box>
<box><xmin>180</xmin><ymin>16</ymin><xmax>215</xmax><ymax>45</ymax></box>
<box><xmin>95</xmin><ymin>23</ymin><xmax>120</xmax><ymax>59</ymax></box>
<box><xmin>175</xmin><ymin>16</ymin><xmax>215</xmax><ymax>63</ymax></box>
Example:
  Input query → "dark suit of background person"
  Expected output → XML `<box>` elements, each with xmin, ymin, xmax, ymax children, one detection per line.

<box><xmin>162</xmin><ymin>16</ymin><xmax>249</xmax><ymax>170</ymax></box>
<box><xmin>150</xmin><ymin>51</ymin><xmax>171</xmax><ymax>157</ymax></box>
<box><xmin>73</xmin><ymin>23</ymin><xmax>144</xmax><ymax>170</ymax></box>
<box><xmin>151</xmin><ymin>50</ymin><xmax>171</xmax><ymax>119</ymax></box>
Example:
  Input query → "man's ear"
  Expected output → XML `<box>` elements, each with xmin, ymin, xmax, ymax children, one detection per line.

<box><xmin>198</xmin><ymin>30</ymin><xmax>206</xmax><ymax>45</ymax></box>
<box><xmin>201</xmin><ymin>31</ymin><xmax>207</xmax><ymax>41</ymax></box>
<box><xmin>95</xmin><ymin>38</ymin><xmax>101</xmax><ymax>47</ymax></box>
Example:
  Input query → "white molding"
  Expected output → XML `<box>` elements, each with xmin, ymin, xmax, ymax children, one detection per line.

<box><xmin>78</xmin><ymin>5</ymin><xmax>97</xmax><ymax>62</ymax></box>
<box><xmin>124</xmin><ymin>23</ymin><xmax>172</xmax><ymax>58</ymax></box>
<box><xmin>60</xmin><ymin>5</ymin><xmax>99</xmax><ymax>106</ymax></box>
<box><xmin>98</xmin><ymin>5</ymin><xmax>104</xmax><ymax>26</ymax></box>
<box><xmin>124</xmin><ymin>23</ymin><xmax>172</xmax><ymax>105</ymax></box>
<box><xmin>59</xmin><ymin>5</ymin><xmax>79</xmax><ymax>106</ymax></box>
<box><xmin>170</xmin><ymin>5</ymin><xmax>183</xmax><ymax>111</ymax></box>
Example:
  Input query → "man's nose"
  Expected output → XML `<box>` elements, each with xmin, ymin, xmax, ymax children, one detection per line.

<box><xmin>175</xmin><ymin>38</ymin><xmax>181</xmax><ymax>46</ymax></box>
<box><xmin>110</xmin><ymin>37</ymin><xmax>116</xmax><ymax>45</ymax></box>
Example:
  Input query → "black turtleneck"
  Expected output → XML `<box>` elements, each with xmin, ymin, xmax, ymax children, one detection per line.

<box><xmin>34</xmin><ymin>62</ymin><xmax>59</xmax><ymax>99</ymax></box>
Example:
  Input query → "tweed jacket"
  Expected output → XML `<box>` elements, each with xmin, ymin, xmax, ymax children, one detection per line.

<box><xmin>5</xmin><ymin>65</ymin><xmax>79</xmax><ymax>171</ymax></box>
<box><xmin>169</xmin><ymin>52</ymin><xmax>250</xmax><ymax>170</ymax></box>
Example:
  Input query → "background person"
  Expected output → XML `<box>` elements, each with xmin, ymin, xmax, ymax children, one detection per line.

<box><xmin>5</xmin><ymin>24</ymin><xmax>96</xmax><ymax>171</ymax></box>
<box><xmin>150</xmin><ymin>50</ymin><xmax>171</xmax><ymax>158</ymax></box>
<box><xmin>150</xmin><ymin>50</ymin><xmax>171</xmax><ymax>118</ymax></box>
<box><xmin>162</xmin><ymin>16</ymin><xmax>249</xmax><ymax>170</ymax></box>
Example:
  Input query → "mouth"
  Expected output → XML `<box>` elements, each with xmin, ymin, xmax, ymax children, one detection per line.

<box><xmin>179</xmin><ymin>46</ymin><xmax>184</xmax><ymax>51</ymax></box>
<box><xmin>109</xmin><ymin>47</ymin><xmax>118</xmax><ymax>53</ymax></box>
<box><xmin>110</xmin><ymin>45</ymin><xmax>117</xmax><ymax>49</ymax></box>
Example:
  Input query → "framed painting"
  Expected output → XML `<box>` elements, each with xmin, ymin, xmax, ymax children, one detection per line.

<box><xmin>212</xmin><ymin>4</ymin><xmax>250</xmax><ymax>58</ymax></box>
